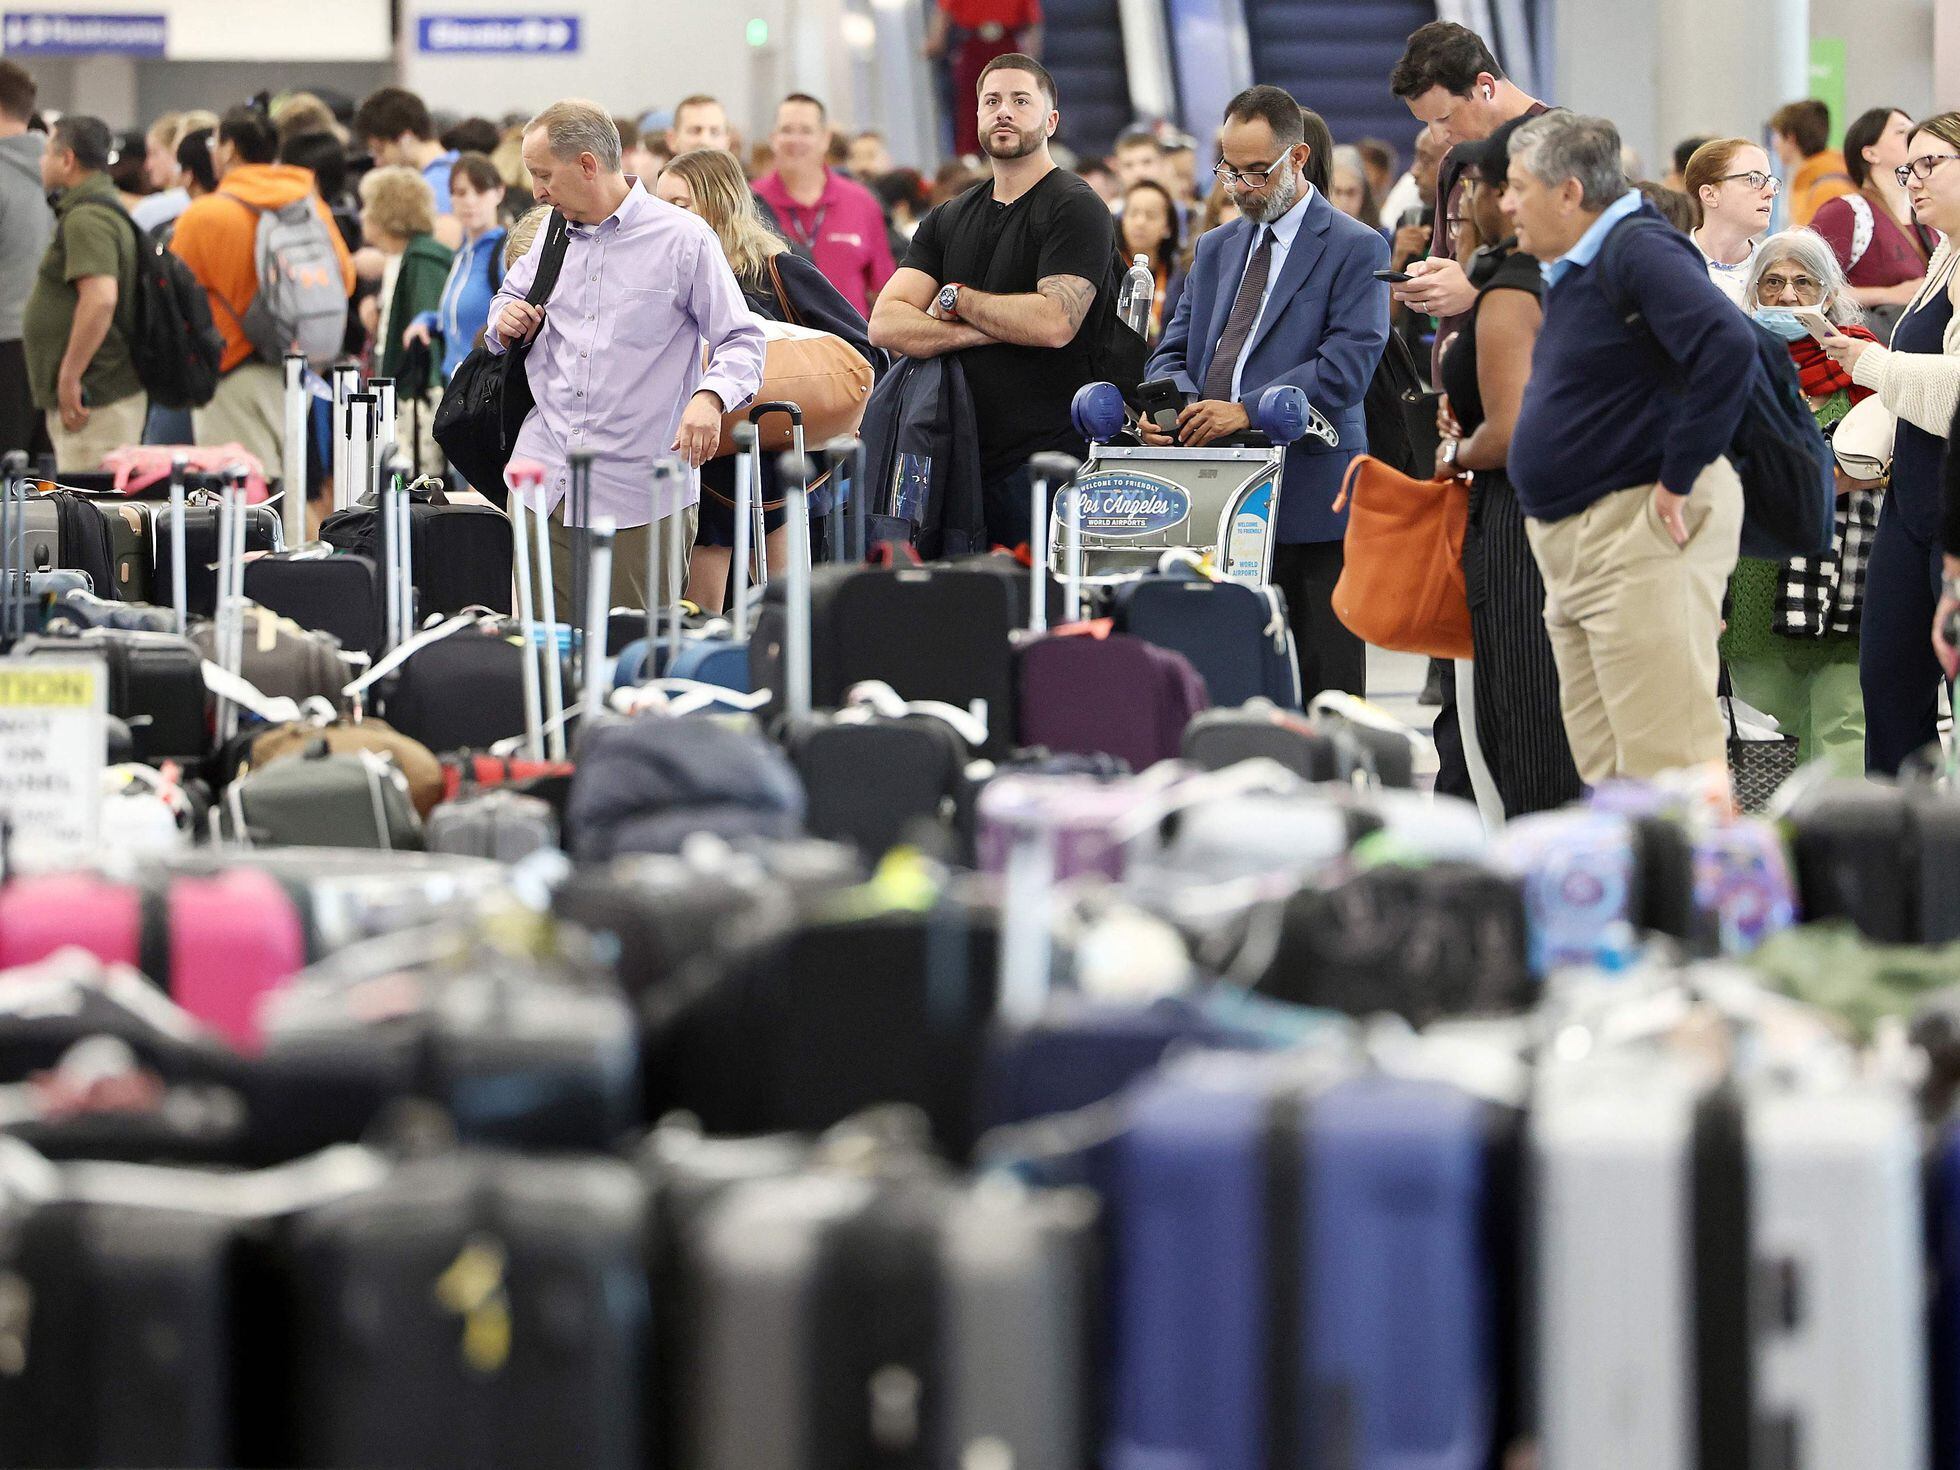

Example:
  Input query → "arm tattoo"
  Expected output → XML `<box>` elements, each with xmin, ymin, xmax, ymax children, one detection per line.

<box><xmin>1038</xmin><ymin>274</ymin><xmax>1097</xmax><ymax>334</ymax></box>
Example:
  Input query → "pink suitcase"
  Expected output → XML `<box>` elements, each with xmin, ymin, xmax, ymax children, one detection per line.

<box><xmin>166</xmin><ymin>869</ymin><xmax>307</xmax><ymax>1052</ymax></box>
<box><xmin>0</xmin><ymin>872</ymin><xmax>145</xmax><ymax>972</ymax></box>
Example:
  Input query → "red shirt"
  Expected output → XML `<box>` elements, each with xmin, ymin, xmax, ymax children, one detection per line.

<box><xmin>752</xmin><ymin>169</ymin><xmax>896</xmax><ymax>317</ymax></box>
<box><xmin>939</xmin><ymin>0</ymin><xmax>1039</xmax><ymax>28</ymax></box>
<box><xmin>1811</xmin><ymin>191</ymin><xmax>1936</xmax><ymax>289</ymax></box>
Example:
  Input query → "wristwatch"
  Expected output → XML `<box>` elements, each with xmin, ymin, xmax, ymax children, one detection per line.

<box><xmin>1441</xmin><ymin>437</ymin><xmax>1462</xmax><ymax>469</ymax></box>
<box><xmin>937</xmin><ymin>282</ymin><xmax>963</xmax><ymax>321</ymax></box>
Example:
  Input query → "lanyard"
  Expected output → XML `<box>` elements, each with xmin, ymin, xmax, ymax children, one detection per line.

<box><xmin>785</xmin><ymin>200</ymin><xmax>829</xmax><ymax>251</ymax></box>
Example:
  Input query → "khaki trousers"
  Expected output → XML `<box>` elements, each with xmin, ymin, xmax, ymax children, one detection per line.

<box><xmin>544</xmin><ymin>505</ymin><xmax>698</xmax><ymax>624</ymax></box>
<box><xmin>1523</xmin><ymin>458</ymin><xmax>1743</xmax><ymax>783</ymax></box>
<box><xmin>46</xmin><ymin>391</ymin><xmax>145</xmax><ymax>474</ymax></box>
<box><xmin>192</xmin><ymin>360</ymin><xmax>284</xmax><ymax>476</ymax></box>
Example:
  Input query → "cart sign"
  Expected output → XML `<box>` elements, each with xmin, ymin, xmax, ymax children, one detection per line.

<box><xmin>0</xmin><ymin>659</ymin><xmax>105</xmax><ymax>865</ymax></box>
<box><xmin>415</xmin><ymin>14</ymin><xmax>579</xmax><ymax>53</ymax></box>
<box><xmin>1056</xmin><ymin>473</ymin><xmax>1191</xmax><ymax>538</ymax></box>
<box><xmin>1</xmin><ymin>11</ymin><xmax>166</xmax><ymax>54</ymax></box>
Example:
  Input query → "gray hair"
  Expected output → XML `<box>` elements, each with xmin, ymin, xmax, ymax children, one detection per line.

<box><xmin>1330</xmin><ymin>144</ymin><xmax>1366</xmax><ymax>177</ymax></box>
<box><xmin>1744</xmin><ymin>229</ymin><xmax>1865</xmax><ymax>328</ymax></box>
<box><xmin>1509</xmin><ymin>113</ymin><xmax>1629</xmax><ymax>212</ymax></box>
<box><xmin>525</xmin><ymin>98</ymin><xmax>622</xmax><ymax>172</ymax></box>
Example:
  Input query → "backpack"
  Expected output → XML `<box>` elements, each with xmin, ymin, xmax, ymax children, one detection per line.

<box><xmin>1361</xmin><ymin>328</ymin><xmax>1435</xmax><ymax>477</ymax></box>
<box><xmin>1597</xmin><ymin>214</ymin><xmax>1835</xmax><ymax>562</ymax></box>
<box><xmin>80</xmin><ymin>201</ymin><xmax>224</xmax><ymax>410</ymax></box>
<box><xmin>221</xmin><ymin>192</ymin><xmax>349</xmax><ymax>369</ymax></box>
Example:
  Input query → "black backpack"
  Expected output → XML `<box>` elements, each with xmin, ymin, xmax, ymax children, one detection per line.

<box><xmin>82</xmin><ymin>200</ymin><xmax>225</xmax><ymax>410</ymax></box>
<box><xmin>1361</xmin><ymin>328</ymin><xmax>1437</xmax><ymax>477</ymax></box>
<box><xmin>1597</xmin><ymin>213</ymin><xmax>1836</xmax><ymax>561</ymax></box>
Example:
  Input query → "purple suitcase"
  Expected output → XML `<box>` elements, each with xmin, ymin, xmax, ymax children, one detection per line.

<box><xmin>1016</xmin><ymin>630</ymin><xmax>1209</xmax><ymax>773</ymax></box>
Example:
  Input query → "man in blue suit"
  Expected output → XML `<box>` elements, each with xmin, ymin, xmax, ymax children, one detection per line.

<box><xmin>1145</xmin><ymin>85</ymin><xmax>1390</xmax><ymax>698</ymax></box>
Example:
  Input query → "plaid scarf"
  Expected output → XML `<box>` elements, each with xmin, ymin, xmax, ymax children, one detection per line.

<box><xmin>1775</xmin><ymin>376</ymin><xmax>1881</xmax><ymax>638</ymax></box>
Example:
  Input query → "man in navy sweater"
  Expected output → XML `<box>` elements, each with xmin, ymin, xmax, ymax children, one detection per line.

<box><xmin>1504</xmin><ymin>112</ymin><xmax>1757</xmax><ymax>783</ymax></box>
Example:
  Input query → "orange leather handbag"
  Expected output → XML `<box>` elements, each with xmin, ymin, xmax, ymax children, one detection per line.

<box><xmin>1330</xmin><ymin>454</ymin><xmax>1474</xmax><ymax>660</ymax></box>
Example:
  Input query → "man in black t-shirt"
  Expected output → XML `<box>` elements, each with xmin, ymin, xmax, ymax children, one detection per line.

<box><xmin>869</xmin><ymin>52</ymin><xmax>1118</xmax><ymax>547</ymax></box>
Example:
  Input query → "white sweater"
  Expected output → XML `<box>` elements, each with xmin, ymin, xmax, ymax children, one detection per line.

<box><xmin>1850</xmin><ymin>237</ymin><xmax>1960</xmax><ymax>436</ymax></box>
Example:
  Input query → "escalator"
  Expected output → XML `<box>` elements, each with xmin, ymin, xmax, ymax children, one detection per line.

<box><xmin>1244</xmin><ymin>0</ymin><xmax>1436</xmax><ymax>153</ymax></box>
<box><xmin>1042</xmin><ymin>0</ymin><xmax>1136</xmax><ymax>158</ymax></box>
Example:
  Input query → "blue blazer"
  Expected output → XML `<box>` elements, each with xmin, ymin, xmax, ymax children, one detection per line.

<box><xmin>1148</xmin><ymin>189</ymin><xmax>1390</xmax><ymax>544</ymax></box>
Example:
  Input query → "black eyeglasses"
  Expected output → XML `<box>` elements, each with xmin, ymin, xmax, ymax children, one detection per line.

<box><xmin>1718</xmin><ymin>170</ymin><xmax>1779</xmax><ymax>194</ymax></box>
<box><xmin>1896</xmin><ymin>154</ymin><xmax>1960</xmax><ymax>188</ymax></box>
<box><xmin>1213</xmin><ymin>156</ymin><xmax>1286</xmax><ymax>188</ymax></box>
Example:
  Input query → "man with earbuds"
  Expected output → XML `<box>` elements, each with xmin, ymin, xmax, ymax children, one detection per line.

<box><xmin>1388</xmin><ymin>21</ymin><xmax>1550</xmax><ymax>372</ymax></box>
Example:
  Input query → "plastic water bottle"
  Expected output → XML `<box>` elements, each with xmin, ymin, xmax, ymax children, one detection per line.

<box><xmin>1118</xmin><ymin>253</ymin><xmax>1155</xmax><ymax>338</ymax></box>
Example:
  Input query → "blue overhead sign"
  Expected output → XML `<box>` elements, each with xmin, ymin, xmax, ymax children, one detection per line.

<box><xmin>416</xmin><ymin>14</ymin><xmax>579</xmax><ymax>54</ymax></box>
<box><xmin>1</xmin><ymin>11</ymin><xmax>167</xmax><ymax>54</ymax></box>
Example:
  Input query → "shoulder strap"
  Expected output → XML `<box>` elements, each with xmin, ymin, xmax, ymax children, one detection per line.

<box><xmin>765</xmin><ymin>253</ymin><xmax>803</xmax><ymax>326</ymax></box>
<box><xmin>1846</xmin><ymin>194</ymin><xmax>1874</xmax><ymax>270</ymax></box>
<box><xmin>1594</xmin><ymin>215</ymin><xmax>1668</xmax><ymax>332</ymax></box>
<box><xmin>525</xmin><ymin>212</ymin><xmax>571</xmax><ymax>308</ymax></box>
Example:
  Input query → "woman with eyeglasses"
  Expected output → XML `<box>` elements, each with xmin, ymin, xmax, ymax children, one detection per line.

<box><xmin>1432</xmin><ymin>116</ymin><xmax>1583</xmax><ymax>817</ymax></box>
<box><xmin>1682</xmin><ymin>138</ymin><xmax>1775</xmax><ymax>308</ymax></box>
<box><xmin>1717</xmin><ymin>233</ymin><xmax>1881</xmax><ymax>776</ymax></box>
<box><xmin>1818</xmin><ymin>111</ymin><xmax>1960</xmax><ymax>772</ymax></box>
<box><xmin>1812</xmin><ymin>108</ymin><xmax>1936</xmax><ymax>335</ymax></box>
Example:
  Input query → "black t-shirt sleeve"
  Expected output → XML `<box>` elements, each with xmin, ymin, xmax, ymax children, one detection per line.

<box><xmin>1035</xmin><ymin>182</ymin><xmax>1116</xmax><ymax>285</ymax></box>
<box><xmin>901</xmin><ymin>202</ymin><xmax>946</xmax><ymax>282</ymax></box>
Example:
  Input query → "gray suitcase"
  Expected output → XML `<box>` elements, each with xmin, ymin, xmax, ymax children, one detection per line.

<box><xmin>426</xmin><ymin>788</ymin><xmax>560</xmax><ymax>862</ymax></box>
<box><xmin>1531</xmin><ymin>1032</ymin><xmax>1924</xmax><ymax>1470</ymax></box>
<box><xmin>685</xmin><ymin>1168</ymin><xmax>1096</xmax><ymax>1470</ymax></box>
<box><xmin>218</xmin><ymin>745</ymin><xmax>423</xmax><ymax>850</ymax></box>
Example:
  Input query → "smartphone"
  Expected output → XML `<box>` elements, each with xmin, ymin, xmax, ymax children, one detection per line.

<box><xmin>1135</xmin><ymin>377</ymin><xmax>1185</xmax><ymax>436</ymax></box>
<box><xmin>1373</xmin><ymin>269</ymin><xmax>1414</xmax><ymax>284</ymax></box>
<box><xmin>1791</xmin><ymin>307</ymin><xmax>1836</xmax><ymax>342</ymax></box>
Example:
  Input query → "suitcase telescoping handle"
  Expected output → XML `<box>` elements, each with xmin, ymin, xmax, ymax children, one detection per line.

<box><xmin>730</xmin><ymin>421</ymin><xmax>758</xmax><ymax>634</ymax></box>
<box><xmin>648</xmin><ymin>456</ymin><xmax>689</xmax><ymax>671</ymax></box>
<box><xmin>567</xmin><ymin>448</ymin><xmax>595</xmax><ymax>694</ymax></box>
<box><xmin>823</xmin><ymin>435</ymin><xmax>866</xmax><ymax>566</ymax></box>
<box><xmin>746</xmin><ymin>402</ymin><xmax>801</xmax><ymax>594</ymax></box>
<box><xmin>1027</xmin><ymin>452</ymin><xmax>1081</xmax><ymax>632</ymax></box>
<box><xmin>583</xmin><ymin>516</ymin><xmax>616</xmax><ymax>725</ymax></box>
<box><xmin>330</xmin><ymin>362</ymin><xmax>361</xmax><ymax>513</ymax></box>
<box><xmin>167</xmin><ymin>451</ymin><xmax>190</xmax><ymax>632</ymax></box>
<box><xmin>0</xmin><ymin>450</ymin><xmax>24</xmax><ymax>644</ymax></box>
<box><xmin>505</xmin><ymin>461</ymin><xmax>547</xmax><ymax>760</ymax></box>
<box><xmin>779</xmin><ymin>448</ymin><xmax>815</xmax><ymax>722</ymax></box>
<box><xmin>281</xmin><ymin>353</ymin><xmax>307</xmax><ymax>550</ymax></box>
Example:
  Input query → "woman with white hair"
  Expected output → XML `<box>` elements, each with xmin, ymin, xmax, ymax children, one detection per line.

<box><xmin>1716</xmin><ymin>228</ymin><xmax>1884</xmax><ymax>774</ymax></box>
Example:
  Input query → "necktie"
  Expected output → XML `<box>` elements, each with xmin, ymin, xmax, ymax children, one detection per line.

<box><xmin>1202</xmin><ymin>226</ymin><xmax>1273</xmax><ymax>403</ymax></box>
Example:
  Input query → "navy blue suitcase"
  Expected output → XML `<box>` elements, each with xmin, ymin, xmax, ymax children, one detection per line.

<box><xmin>1108</xmin><ymin>1057</ymin><xmax>1505</xmax><ymax>1470</ymax></box>
<box><xmin>1112</xmin><ymin>573</ymin><xmax>1301</xmax><ymax>709</ymax></box>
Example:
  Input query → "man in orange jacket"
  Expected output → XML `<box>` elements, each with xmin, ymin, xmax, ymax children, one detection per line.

<box><xmin>1770</xmin><ymin>99</ymin><xmax>1855</xmax><ymax>228</ymax></box>
<box><xmin>171</xmin><ymin>105</ymin><xmax>354</xmax><ymax>477</ymax></box>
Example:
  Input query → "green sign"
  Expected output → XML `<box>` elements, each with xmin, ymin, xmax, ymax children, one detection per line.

<box><xmin>1809</xmin><ymin>37</ymin><xmax>1847</xmax><ymax>148</ymax></box>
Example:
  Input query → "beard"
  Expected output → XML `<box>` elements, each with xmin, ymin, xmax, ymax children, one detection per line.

<box><xmin>1240</xmin><ymin>163</ymin><xmax>1301</xmax><ymax>224</ymax></box>
<box><xmin>982</xmin><ymin>122</ymin><xmax>1045</xmax><ymax>161</ymax></box>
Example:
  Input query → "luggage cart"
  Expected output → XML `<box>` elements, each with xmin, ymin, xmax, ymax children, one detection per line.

<box><xmin>1048</xmin><ymin>382</ymin><xmax>1337</xmax><ymax>587</ymax></box>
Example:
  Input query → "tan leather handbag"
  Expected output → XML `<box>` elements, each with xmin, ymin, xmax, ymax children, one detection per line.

<box><xmin>713</xmin><ymin>257</ymin><xmax>875</xmax><ymax>459</ymax></box>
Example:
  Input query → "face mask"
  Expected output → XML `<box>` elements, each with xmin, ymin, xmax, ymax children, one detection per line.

<box><xmin>1754</xmin><ymin>307</ymin><xmax>1811</xmax><ymax>341</ymax></box>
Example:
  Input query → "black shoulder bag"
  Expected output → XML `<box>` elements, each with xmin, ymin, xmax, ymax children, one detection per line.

<box><xmin>432</xmin><ymin>212</ymin><xmax>570</xmax><ymax>504</ymax></box>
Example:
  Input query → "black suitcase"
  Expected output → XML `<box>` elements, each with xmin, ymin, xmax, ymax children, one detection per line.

<box><xmin>321</xmin><ymin>490</ymin><xmax>513</xmax><ymax>616</ymax></box>
<box><xmin>1245</xmin><ymin>861</ymin><xmax>1534</xmax><ymax>1023</ymax></box>
<box><xmin>140</xmin><ymin>499</ymin><xmax>281</xmax><ymax>618</ymax></box>
<box><xmin>92</xmin><ymin>499</ymin><xmax>153</xmax><ymax>601</ymax></box>
<box><xmin>1788</xmin><ymin>782</ymin><xmax>1915</xmax><ymax>942</ymax></box>
<box><xmin>245</xmin><ymin>550</ymin><xmax>387</xmax><ymax>660</ymax></box>
<box><xmin>12</xmin><ymin>626</ymin><xmax>208</xmax><ymax>765</ymax></box>
<box><xmin>1180</xmin><ymin>703</ymin><xmax>1341</xmax><ymax>779</ymax></box>
<box><xmin>0</xmin><ymin>1192</ymin><xmax>247</xmax><ymax>1467</ymax></box>
<box><xmin>380</xmin><ymin>620</ymin><xmax>532</xmax><ymax>754</ymax></box>
<box><xmin>287</xmin><ymin>1151</ymin><xmax>651</xmax><ymax>1470</ymax></box>
<box><xmin>1909</xmin><ymin>788</ymin><xmax>1960</xmax><ymax>945</ymax></box>
<box><xmin>645</xmin><ymin>903</ymin><xmax>1004</xmax><ymax>1159</ymax></box>
<box><xmin>752</xmin><ymin>563</ymin><xmax>1021</xmax><ymax>756</ymax></box>
<box><xmin>783</xmin><ymin>711</ymin><xmax>971</xmax><ymax>862</ymax></box>
<box><xmin>262</xmin><ymin>965</ymin><xmax>641</xmax><ymax>1151</ymax></box>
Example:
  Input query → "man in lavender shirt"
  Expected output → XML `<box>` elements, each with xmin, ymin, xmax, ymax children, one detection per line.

<box><xmin>488</xmin><ymin>98</ymin><xmax>766</xmax><ymax>618</ymax></box>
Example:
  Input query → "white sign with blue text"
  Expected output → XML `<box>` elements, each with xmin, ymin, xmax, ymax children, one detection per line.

<box><xmin>416</xmin><ymin>13</ymin><xmax>579</xmax><ymax>53</ymax></box>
